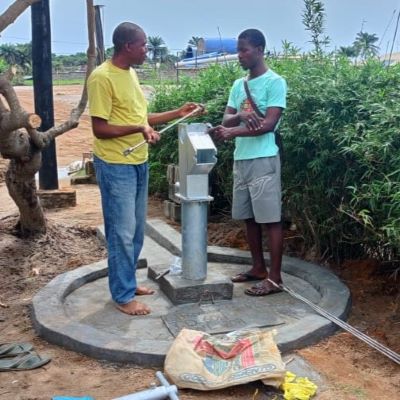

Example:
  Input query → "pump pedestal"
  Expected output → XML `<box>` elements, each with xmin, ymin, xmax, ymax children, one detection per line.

<box><xmin>148</xmin><ymin>263</ymin><xmax>233</xmax><ymax>305</ymax></box>
<box><xmin>149</xmin><ymin>123</ymin><xmax>233</xmax><ymax>303</ymax></box>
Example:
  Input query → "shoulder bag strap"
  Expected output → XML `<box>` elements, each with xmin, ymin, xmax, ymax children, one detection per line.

<box><xmin>243</xmin><ymin>78</ymin><xmax>264</xmax><ymax>118</ymax></box>
<box><xmin>243</xmin><ymin>78</ymin><xmax>284</xmax><ymax>161</ymax></box>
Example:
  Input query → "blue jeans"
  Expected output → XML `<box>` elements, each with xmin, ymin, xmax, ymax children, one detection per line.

<box><xmin>94</xmin><ymin>155</ymin><xmax>148</xmax><ymax>305</ymax></box>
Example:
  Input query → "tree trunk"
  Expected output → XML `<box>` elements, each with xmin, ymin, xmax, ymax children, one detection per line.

<box><xmin>5</xmin><ymin>151</ymin><xmax>46</xmax><ymax>236</ymax></box>
<box><xmin>0</xmin><ymin>0</ymin><xmax>97</xmax><ymax>237</ymax></box>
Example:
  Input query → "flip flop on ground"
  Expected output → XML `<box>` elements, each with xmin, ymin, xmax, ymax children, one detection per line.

<box><xmin>0</xmin><ymin>351</ymin><xmax>51</xmax><ymax>372</ymax></box>
<box><xmin>244</xmin><ymin>281</ymin><xmax>283</xmax><ymax>296</ymax></box>
<box><xmin>0</xmin><ymin>342</ymin><xmax>33</xmax><ymax>358</ymax></box>
<box><xmin>231</xmin><ymin>271</ymin><xmax>267</xmax><ymax>283</ymax></box>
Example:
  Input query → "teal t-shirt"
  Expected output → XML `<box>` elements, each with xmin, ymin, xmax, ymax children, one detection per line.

<box><xmin>227</xmin><ymin>69</ymin><xmax>287</xmax><ymax>160</ymax></box>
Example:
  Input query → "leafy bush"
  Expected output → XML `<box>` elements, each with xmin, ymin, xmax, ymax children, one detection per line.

<box><xmin>274</xmin><ymin>56</ymin><xmax>400</xmax><ymax>261</ymax></box>
<box><xmin>148</xmin><ymin>63</ymin><xmax>241</xmax><ymax>205</ymax></box>
<box><xmin>149</xmin><ymin>58</ymin><xmax>400</xmax><ymax>262</ymax></box>
<box><xmin>0</xmin><ymin>58</ymin><xmax>7</xmax><ymax>73</ymax></box>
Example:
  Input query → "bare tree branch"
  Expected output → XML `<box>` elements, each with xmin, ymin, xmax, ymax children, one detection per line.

<box><xmin>0</xmin><ymin>0</ymin><xmax>40</xmax><ymax>33</ymax></box>
<box><xmin>0</xmin><ymin>69</ymin><xmax>41</xmax><ymax>135</ymax></box>
<box><xmin>0</xmin><ymin>0</ymin><xmax>96</xmax><ymax>148</ymax></box>
<box><xmin>0</xmin><ymin>0</ymin><xmax>98</xmax><ymax>235</ymax></box>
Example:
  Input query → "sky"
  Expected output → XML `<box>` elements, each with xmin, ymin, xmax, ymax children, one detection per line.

<box><xmin>1</xmin><ymin>0</ymin><xmax>400</xmax><ymax>56</ymax></box>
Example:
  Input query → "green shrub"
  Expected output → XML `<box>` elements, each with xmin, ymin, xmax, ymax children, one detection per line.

<box><xmin>0</xmin><ymin>59</ymin><xmax>7</xmax><ymax>74</ymax></box>
<box><xmin>274</xmin><ymin>56</ymin><xmax>400</xmax><ymax>261</ymax></box>
<box><xmin>148</xmin><ymin>63</ymin><xmax>241</xmax><ymax>200</ymax></box>
<box><xmin>149</xmin><ymin>58</ymin><xmax>400</xmax><ymax>262</ymax></box>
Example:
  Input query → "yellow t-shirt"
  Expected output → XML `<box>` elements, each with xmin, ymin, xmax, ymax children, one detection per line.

<box><xmin>87</xmin><ymin>60</ymin><xmax>148</xmax><ymax>164</ymax></box>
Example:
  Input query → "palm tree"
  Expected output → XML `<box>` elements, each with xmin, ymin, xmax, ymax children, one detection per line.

<box><xmin>0</xmin><ymin>43</ymin><xmax>32</xmax><ymax>72</ymax></box>
<box><xmin>0</xmin><ymin>44</ymin><xmax>21</xmax><ymax>65</ymax></box>
<box><xmin>353</xmin><ymin>32</ymin><xmax>379</xmax><ymax>60</ymax></box>
<box><xmin>337</xmin><ymin>45</ymin><xmax>358</xmax><ymax>58</ymax></box>
<box><xmin>147</xmin><ymin>35</ymin><xmax>166</xmax><ymax>61</ymax></box>
<box><xmin>188</xmin><ymin>36</ymin><xmax>202</xmax><ymax>48</ymax></box>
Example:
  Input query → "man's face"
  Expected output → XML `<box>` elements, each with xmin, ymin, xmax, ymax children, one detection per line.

<box><xmin>126</xmin><ymin>30</ymin><xmax>148</xmax><ymax>65</ymax></box>
<box><xmin>237</xmin><ymin>38</ymin><xmax>262</xmax><ymax>70</ymax></box>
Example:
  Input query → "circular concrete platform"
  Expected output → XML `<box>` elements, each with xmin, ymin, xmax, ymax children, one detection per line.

<box><xmin>32</xmin><ymin>219</ymin><xmax>351</xmax><ymax>367</ymax></box>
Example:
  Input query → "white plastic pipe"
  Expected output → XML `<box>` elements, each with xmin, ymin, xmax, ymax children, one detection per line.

<box><xmin>113</xmin><ymin>372</ymin><xmax>179</xmax><ymax>400</ymax></box>
<box><xmin>113</xmin><ymin>385</ymin><xmax>178</xmax><ymax>400</ymax></box>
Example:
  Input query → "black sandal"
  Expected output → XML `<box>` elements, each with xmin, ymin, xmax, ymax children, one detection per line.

<box><xmin>231</xmin><ymin>271</ymin><xmax>267</xmax><ymax>283</ymax></box>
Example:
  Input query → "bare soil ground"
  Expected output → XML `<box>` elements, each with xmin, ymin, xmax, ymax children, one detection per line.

<box><xmin>0</xmin><ymin>86</ymin><xmax>399</xmax><ymax>400</ymax></box>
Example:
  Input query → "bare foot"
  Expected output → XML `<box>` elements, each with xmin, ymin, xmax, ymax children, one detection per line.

<box><xmin>135</xmin><ymin>286</ymin><xmax>155</xmax><ymax>296</ymax></box>
<box><xmin>116</xmin><ymin>300</ymin><xmax>151</xmax><ymax>315</ymax></box>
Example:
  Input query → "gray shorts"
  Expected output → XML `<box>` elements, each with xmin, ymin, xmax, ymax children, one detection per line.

<box><xmin>232</xmin><ymin>156</ymin><xmax>281</xmax><ymax>223</ymax></box>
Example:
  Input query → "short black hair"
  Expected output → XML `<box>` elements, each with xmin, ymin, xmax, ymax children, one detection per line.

<box><xmin>238</xmin><ymin>29</ymin><xmax>266</xmax><ymax>51</ymax></box>
<box><xmin>112</xmin><ymin>22</ymin><xmax>143</xmax><ymax>53</ymax></box>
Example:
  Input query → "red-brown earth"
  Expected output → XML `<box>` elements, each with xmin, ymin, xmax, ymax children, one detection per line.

<box><xmin>0</xmin><ymin>85</ymin><xmax>398</xmax><ymax>400</ymax></box>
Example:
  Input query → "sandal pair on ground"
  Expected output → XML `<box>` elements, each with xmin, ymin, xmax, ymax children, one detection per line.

<box><xmin>231</xmin><ymin>271</ymin><xmax>283</xmax><ymax>296</ymax></box>
<box><xmin>0</xmin><ymin>342</ymin><xmax>51</xmax><ymax>371</ymax></box>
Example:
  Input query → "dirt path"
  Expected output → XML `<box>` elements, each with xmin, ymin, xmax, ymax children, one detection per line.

<box><xmin>0</xmin><ymin>85</ymin><xmax>398</xmax><ymax>400</ymax></box>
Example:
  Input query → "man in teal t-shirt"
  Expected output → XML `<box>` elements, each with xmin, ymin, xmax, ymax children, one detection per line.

<box><xmin>210</xmin><ymin>29</ymin><xmax>287</xmax><ymax>296</ymax></box>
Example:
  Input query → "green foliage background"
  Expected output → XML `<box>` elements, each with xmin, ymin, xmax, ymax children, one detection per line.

<box><xmin>149</xmin><ymin>58</ymin><xmax>400</xmax><ymax>262</ymax></box>
<box><xmin>0</xmin><ymin>58</ymin><xmax>7</xmax><ymax>73</ymax></box>
<box><xmin>275</xmin><ymin>57</ymin><xmax>400</xmax><ymax>261</ymax></box>
<box><xmin>148</xmin><ymin>64</ymin><xmax>242</xmax><ymax>211</ymax></box>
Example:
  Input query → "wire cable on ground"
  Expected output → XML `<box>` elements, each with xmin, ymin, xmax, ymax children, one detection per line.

<box><xmin>267</xmin><ymin>279</ymin><xmax>400</xmax><ymax>365</ymax></box>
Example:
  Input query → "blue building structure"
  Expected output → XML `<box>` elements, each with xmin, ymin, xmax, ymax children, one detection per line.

<box><xmin>197</xmin><ymin>37</ymin><xmax>237</xmax><ymax>55</ymax></box>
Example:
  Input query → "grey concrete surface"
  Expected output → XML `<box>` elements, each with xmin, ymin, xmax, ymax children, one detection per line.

<box><xmin>32</xmin><ymin>218</ymin><xmax>351</xmax><ymax>367</ymax></box>
<box><xmin>148</xmin><ymin>263</ymin><xmax>233</xmax><ymax>304</ymax></box>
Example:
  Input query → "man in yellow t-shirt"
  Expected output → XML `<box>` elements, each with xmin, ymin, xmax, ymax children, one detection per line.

<box><xmin>87</xmin><ymin>22</ymin><xmax>203</xmax><ymax>316</ymax></box>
